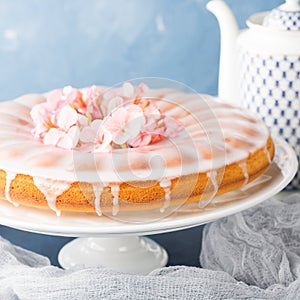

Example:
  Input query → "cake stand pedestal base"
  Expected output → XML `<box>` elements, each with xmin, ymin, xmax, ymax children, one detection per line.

<box><xmin>58</xmin><ymin>236</ymin><xmax>168</xmax><ymax>275</ymax></box>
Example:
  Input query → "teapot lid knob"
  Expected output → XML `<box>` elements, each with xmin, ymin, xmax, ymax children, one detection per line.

<box><xmin>280</xmin><ymin>0</ymin><xmax>300</xmax><ymax>11</ymax></box>
<box><xmin>263</xmin><ymin>0</ymin><xmax>300</xmax><ymax>31</ymax></box>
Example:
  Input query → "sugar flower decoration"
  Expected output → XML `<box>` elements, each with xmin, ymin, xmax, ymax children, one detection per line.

<box><xmin>103</xmin><ymin>105</ymin><xmax>146</xmax><ymax>146</ymax></box>
<box><xmin>80</xmin><ymin>120</ymin><xmax>112</xmax><ymax>152</ymax></box>
<box><xmin>30</xmin><ymin>83</ymin><xmax>183</xmax><ymax>152</ymax></box>
<box><xmin>43</xmin><ymin>105</ymin><xmax>80</xmax><ymax>149</ymax></box>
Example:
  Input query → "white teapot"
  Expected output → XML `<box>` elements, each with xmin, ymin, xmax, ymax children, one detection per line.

<box><xmin>207</xmin><ymin>0</ymin><xmax>300</xmax><ymax>188</ymax></box>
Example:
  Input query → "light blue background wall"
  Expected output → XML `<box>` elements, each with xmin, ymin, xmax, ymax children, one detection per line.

<box><xmin>0</xmin><ymin>0</ymin><xmax>283</xmax><ymax>101</ymax></box>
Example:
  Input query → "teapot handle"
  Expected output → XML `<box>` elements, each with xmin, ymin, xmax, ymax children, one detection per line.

<box><xmin>207</xmin><ymin>0</ymin><xmax>240</xmax><ymax>106</ymax></box>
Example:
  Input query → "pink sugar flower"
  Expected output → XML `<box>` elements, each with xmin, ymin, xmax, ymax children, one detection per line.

<box><xmin>47</xmin><ymin>89</ymin><xmax>68</xmax><ymax>111</ymax></box>
<box><xmin>127</xmin><ymin>133</ymin><xmax>152</xmax><ymax>148</ymax></box>
<box><xmin>80</xmin><ymin>119</ymin><xmax>112</xmax><ymax>152</ymax></box>
<box><xmin>102</xmin><ymin>82</ymin><xmax>149</xmax><ymax>111</ymax></box>
<box><xmin>30</xmin><ymin>88</ymin><xmax>70</xmax><ymax>139</ymax></box>
<box><xmin>65</xmin><ymin>88</ymin><xmax>85</xmax><ymax>113</ymax></box>
<box><xmin>127</xmin><ymin>101</ymin><xmax>183</xmax><ymax>147</ymax></box>
<box><xmin>139</xmin><ymin>101</ymin><xmax>164</xmax><ymax>133</ymax></box>
<box><xmin>103</xmin><ymin>105</ymin><xmax>146</xmax><ymax>145</ymax></box>
<box><xmin>162</xmin><ymin>116</ymin><xmax>184</xmax><ymax>137</ymax></box>
<box><xmin>122</xmin><ymin>82</ymin><xmax>135</xmax><ymax>98</ymax></box>
<box><xmin>30</xmin><ymin>83</ymin><xmax>183</xmax><ymax>152</ymax></box>
<box><xmin>102</xmin><ymin>83</ymin><xmax>131</xmax><ymax>106</ymax></box>
<box><xmin>63</xmin><ymin>86</ymin><xmax>92</xmax><ymax>118</ymax></box>
<box><xmin>122</xmin><ymin>82</ymin><xmax>149</xmax><ymax>100</ymax></box>
<box><xmin>30</xmin><ymin>103</ymin><xmax>52</xmax><ymax>139</ymax></box>
<box><xmin>135</xmin><ymin>82</ymin><xmax>149</xmax><ymax>98</ymax></box>
<box><xmin>43</xmin><ymin>105</ymin><xmax>80</xmax><ymax>150</ymax></box>
<box><xmin>60</xmin><ymin>85</ymin><xmax>103</xmax><ymax>120</ymax></box>
<box><xmin>81</xmin><ymin>85</ymin><xmax>104</xmax><ymax>119</ymax></box>
<box><xmin>106</xmin><ymin>96</ymin><xmax>124</xmax><ymax>115</ymax></box>
<box><xmin>43</xmin><ymin>126</ymin><xmax>79</xmax><ymax>150</ymax></box>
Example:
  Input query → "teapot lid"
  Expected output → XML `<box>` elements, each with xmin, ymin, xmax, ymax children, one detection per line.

<box><xmin>263</xmin><ymin>0</ymin><xmax>300</xmax><ymax>31</ymax></box>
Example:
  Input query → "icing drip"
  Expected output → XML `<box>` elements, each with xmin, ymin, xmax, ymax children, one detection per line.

<box><xmin>5</xmin><ymin>171</ymin><xmax>19</xmax><ymax>207</ymax></box>
<box><xmin>264</xmin><ymin>145</ymin><xmax>271</xmax><ymax>164</ymax></box>
<box><xmin>110</xmin><ymin>184</ymin><xmax>120</xmax><ymax>216</ymax></box>
<box><xmin>92</xmin><ymin>183</ymin><xmax>104</xmax><ymax>216</ymax></box>
<box><xmin>208</xmin><ymin>170</ymin><xmax>219</xmax><ymax>197</ymax></box>
<box><xmin>33</xmin><ymin>177</ymin><xmax>71</xmax><ymax>216</ymax></box>
<box><xmin>159</xmin><ymin>179</ymin><xmax>172</xmax><ymax>213</ymax></box>
<box><xmin>239</xmin><ymin>161</ymin><xmax>249</xmax><ymax>185</ymax></box>
<box><xmin>198</xmin><ymin>170</ymin><xmax>219</xmax><ymax>208</ymax></box>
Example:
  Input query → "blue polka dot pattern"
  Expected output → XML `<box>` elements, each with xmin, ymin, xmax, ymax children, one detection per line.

<box><xmin>241</xmin><ymin>52</ymin><xmax>300</xmax><ymax>189</ymax></box>
<box><xmin>263</xmin><ymin>9</ymin><xmax>300</xmax><ymax>31</ymax></box>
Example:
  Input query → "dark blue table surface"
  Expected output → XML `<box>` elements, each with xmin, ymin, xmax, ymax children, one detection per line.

<box><xmin>0</xmin><ymin>224</ymin><xmax>204</xmax><ymax>268</ymax></box>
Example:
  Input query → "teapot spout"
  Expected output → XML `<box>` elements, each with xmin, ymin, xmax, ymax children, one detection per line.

<box><xmin>207</xmin><ymin>0</ymin><xmax>240</xmax><ymax>105</ymax></box>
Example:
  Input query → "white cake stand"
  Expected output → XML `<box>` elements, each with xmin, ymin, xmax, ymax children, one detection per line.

<box><xmin>0</xmin><ymin>138</ymin><xmax>297</xmax><ymax>274</ymax></box>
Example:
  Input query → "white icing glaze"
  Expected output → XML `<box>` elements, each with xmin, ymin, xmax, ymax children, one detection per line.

<box><xmin>33</xmin><ymin>177</ymin><xmax>71</xmax><ymax>216</ymax></box>
<box><xmin>239</xmin><ymin>161</ymin><xmax>249</xmax><ymax>185</ymax></box>
<box><xmin>0</xmin><ymin>89</ymin><xmax>271</xmax><ymax>184</ymax></box>
<box><xmin>207</xmin><ymin>170</ymin><xmax>219</xmax><ymax>197</ymax></box>
<box><xmin>5</xmin><ymin>171</ymin><xmax>19</xmax><ymax>207</ymax></box>
<box><xmin>92</xmin><ymin>183</ymin><xmax>104</xmax><ymax>216</ymax></box>
<box><xmin>110</xmin><ymin>184</ymin><xmax>120</xmax><ymax>216</ymax></box>
<box><xmin>198</xmin><ymin>170</ymin><xmax>219</xmax><ymax>208</ymax></box>
<box><xmin>159</xmin><ymin>179</ymin><xmax>172</xmax><ymax>213</ymax></box>
<box><xmin>264</xmin><ymin>145</ymin><xmax>272</xmax><ymax>164</ymax></box>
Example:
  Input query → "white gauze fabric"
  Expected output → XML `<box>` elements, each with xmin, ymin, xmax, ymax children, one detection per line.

<box><xmin>0</xmin><ymin>193</ymin><xmax>300</xmax><ymax>299</ymax></box>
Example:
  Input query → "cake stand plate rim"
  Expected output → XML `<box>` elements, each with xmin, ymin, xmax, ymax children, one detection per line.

<box><xmin>0</xmin><ymin>137</ymin><xmax>297</xmax><ymax>237</ymax></box>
